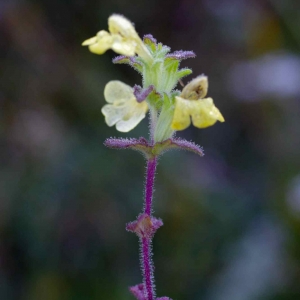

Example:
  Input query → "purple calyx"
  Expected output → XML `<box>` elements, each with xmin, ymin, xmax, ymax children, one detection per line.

<box><xmin>112</xmin><ymin>55</ymin><xmax>129</xmax><ymax>64</ymax></box>
<box><xmin>133</xmin><ymin>85</ymin><xmax>154</xmax><ymax>103</ymax></box>
<box><xmin>143</xmin><ymin>34</ymin><xmax>157</xmax><ymax>44</ymax></box>
<box><xmin>112</xmin><ymin>55</ymin><xmax>141</xmax><ymax>66</ymax></box>
<box><xmin>166</xmin><ymin>50</ymin><xmax>196</xmax><ymax>60</ymax></box>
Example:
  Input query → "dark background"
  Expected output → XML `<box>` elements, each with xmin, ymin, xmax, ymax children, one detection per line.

<box><xmin>1</xmin><ymin>0</ymin><xmax>300</xmax><ymax>299</ymax></box>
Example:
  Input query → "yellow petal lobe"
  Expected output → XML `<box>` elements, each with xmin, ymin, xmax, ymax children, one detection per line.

<box><xmin>82</xmin><ymin>36</ymin><xmax>97</xmax><ymax>46</ymax></box>
<box><xmin>171</xmin><ymin>97</ymin><xmax>192</xmax><ymax>130</ymax></box>
<box><xmin>111</xmin><ymin>35</ymin><xmax>136</xmax><ymax>56</ymax></box>
<box><xmin>171</xmin><ymin>96</ymin><xmax>224</xmax><ymax>131</ymax></box>
<box><xmin>87</xmin><ymin>31</ymin><xmax>113</xmax><ymax>54</ymax></box>
<box><xmin>104</xmin><ymin>81</ymin><xmax>134</xmax><ymax>104</ymax></box>
<box><xmin>190</xmin><ymin>97</ymin><xmax>224</xmax><ymax>128</ymax></box>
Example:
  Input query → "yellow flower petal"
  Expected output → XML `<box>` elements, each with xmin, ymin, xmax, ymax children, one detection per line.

<box><xmin>116</xmin><ymin>102</ymin><xmax>148</xmax><ymax>132</ymax></box>
<box><xmin>111</xmin><ymin>35</ymin><xmax>136</xmax><ymax>56</ymax></box>
<box><xmin>104</xmin><ymin>81</ymin><xmax>134</xmax><ymax>104</ymax></box>
<box><xmin>102</xmin><ymin>81</ymin><xmax>148</xmax><ymax>132</ymax></box>
<box><xmin>82</xmin><ymin>36</ymin><xmax>97</xmax><ymax>46</ymax></box>
<box><xmin>87</xmin><ymin>31</ymin><xmax>113</xmax><ymax>55</ymax></box>
<box><xmin>108</xmin><ymin>15</ymin><xmax>139</xmax><ymax>40</ymax></box>
<box><xmin>101</xmin><ymin>104</ymin><xmax>124</xmax><ymax>127</ymax></box>
<box><xmin>172</xmin><ymin>75</ymin><xmax>224</xmax><ymax>131</ymax></box>
<box><xmin>171</xmin><ymin>96</ymin><xmax>224</xmax><ymax>131</ymax></box>
<box><xmin>108</xmin><ymin>15</ymin><xmax>151</xmax><ymax>60</ymax></box>
<box><xmin>171</xmin><ymin>97</ymin><xmax>192</xmax><ymax>130</ymax></box>
<box><xmin>190</xmin><ymin>97</ymin><xmax>224</xmax><ymax>128</ymax></box>
<box><xmin>82</xmin><ymin>15</ymin><xmax>151</xmax><ymax>60</ymax></box>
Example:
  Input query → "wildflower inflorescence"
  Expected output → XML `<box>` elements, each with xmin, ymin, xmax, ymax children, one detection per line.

<box><xmin>82</xmin><ymin>14</ymin><xmax>224</xmax><ymax>300</ymax></box>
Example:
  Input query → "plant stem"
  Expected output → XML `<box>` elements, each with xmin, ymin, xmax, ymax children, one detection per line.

<box><xmin>140</xmin><ymin>105</ymin><xmax>158</xmax><ymax>300</ymax></box>
<box><xmin>141</xmin><ymin>157</ymin><xmax>157</xmax><ymax>300</ymax></box>
<box><xmin>144</xmin><ymin>158</ymin><xmax>157</xmax><ymax>216</ymax></box>
<box><xmin>142</xmin><ymin>237</ymin><xmax>154</xmax><ymax>300</ymax></box>
<box><xmin>149</xmin><ymin>106</ymin><xmax>158</xmax><ymax>145</ymax></box>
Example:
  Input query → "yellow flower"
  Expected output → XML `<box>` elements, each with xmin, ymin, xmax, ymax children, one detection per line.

<box><xmin>82</xmin><ymin>15</ymin><xmax>151</xmax><ymax>60</ymax></box>
<box><xmin>171</xmin><ymin>76</ymin><xmax>224</xmax><ymax>130</ymax></box>
<box><xmin>102</xmin><ymin>81</ymin><xmax>148</xmax><ymax>132</ymax></box>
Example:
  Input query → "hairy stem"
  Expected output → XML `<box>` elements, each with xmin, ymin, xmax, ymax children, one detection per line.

<box><xmin>144</xmin><ymin>158</ymin><xmax>157</xmax><ymax>216</ymax></box>
<box><xmin>141</xmin><ymin>157</ymin><xmax>157</xmax><ymax>300</ymax></box>
<box><xmin>141</xmin><ymin>237</ymin><xmax>154</xmax><ymax>300</ymax></box>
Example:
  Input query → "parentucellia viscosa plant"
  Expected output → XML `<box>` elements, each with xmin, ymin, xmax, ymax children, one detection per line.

<box><xmin>82</xmin><ymin>14</ymin><xmax>224</xmax><ymax>300</ymax></box>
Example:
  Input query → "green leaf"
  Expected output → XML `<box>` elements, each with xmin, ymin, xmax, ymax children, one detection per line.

<box><xmin>176</xmin><ymin>68</ymin><xmax>192</xmax><ymax>80</ymax></box>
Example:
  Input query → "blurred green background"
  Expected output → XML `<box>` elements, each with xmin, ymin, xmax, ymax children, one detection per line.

<box><xmin>1</xmin><ymin>0</ymin><xmax>300</xmax><ymax>299</ymax></box>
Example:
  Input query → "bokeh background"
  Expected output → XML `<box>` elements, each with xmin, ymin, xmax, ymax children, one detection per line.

<box><xmin>1</xmin><ymin>0</ymin><xmax>300</xmax><ymax>299</ymax></box>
